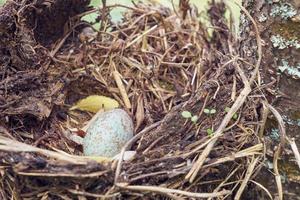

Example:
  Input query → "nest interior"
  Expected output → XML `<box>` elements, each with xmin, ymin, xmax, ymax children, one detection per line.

<box><xmin>0</xmin><ymin>0</ymin><xmax>270</xmax><ymax>199</ymax></box>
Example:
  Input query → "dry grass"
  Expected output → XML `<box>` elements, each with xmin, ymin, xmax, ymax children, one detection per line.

<box><xmin>1</xmin><ymin>0</ymin><xmax>297</xmax><ymax>199</ymax></box>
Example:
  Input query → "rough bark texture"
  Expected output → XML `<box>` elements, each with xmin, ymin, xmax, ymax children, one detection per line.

<box><xmin>241</xmin><ymin>0</ymin><xmax>300</xmax><ymax>199</ymax></box>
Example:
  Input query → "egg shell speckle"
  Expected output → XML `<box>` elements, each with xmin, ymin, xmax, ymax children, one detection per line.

<box><xmin>83</xmin><ymin>109</ymin><xmax>133</xmax><ymax>157</ymax></box>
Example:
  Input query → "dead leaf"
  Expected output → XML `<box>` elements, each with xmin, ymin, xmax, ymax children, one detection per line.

<box><xmin>135</xmin><ymin>95</ymin><xmax>145</xmax><ymax>131</ymax></box>
<box><xmin>70</xmin><ymin>95</ymin><xmax>119</xmax><ymax>113</ymax></box>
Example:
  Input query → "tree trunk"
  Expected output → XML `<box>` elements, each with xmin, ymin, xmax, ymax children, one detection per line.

<box><xmin>240</xmin><ymin>0</ymin><xmax>300</xmax><ymax>198</ymax></box>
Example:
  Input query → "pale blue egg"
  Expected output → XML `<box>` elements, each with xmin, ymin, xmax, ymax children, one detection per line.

<box><xmin>83</xmin><ymin>109</ymin><xmax>133</xmax><ymax>157</ymax></box>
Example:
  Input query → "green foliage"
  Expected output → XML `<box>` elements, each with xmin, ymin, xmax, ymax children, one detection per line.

<box><xmin>181</xmin><ymin>111</ymin><xmax>198</xmax><ymax>124</ymax></box>
<box><xmin>191</xmin><ymin>115</ymin><xmax>199</xmax><ymax>123</ymax></box>
<box><xmin>203</xmin><ymin>108</ymin><xmax>216</xmax><ymax>136</ymax></box>
<box><xmin>181</xmin><ymin>111</ymin><xmax>192</xmax><ymax>119</ymax></box>
<box><xmin>204</xmin><ymin>108</ymin><xmax>216</xmax><ymax>115</ymax></box>
<box><xmin>81</xmin><ymin>0</ymin><xmax>128</xmax><ymax>30</ymax></box>
<box><xmin>224</xmin><ymin>107</ymin><xmax>230</xmax><ymax>112</ymax></box>
<box><xmin>79</xmin><ymin>0</ymin><xmax>242</xmax><ymax>31</ymax></box>
<box><xmin>81</xmin><ymin>0</ymin><xmax>100</xmax><ymax>30</ymax></box>
<box><xmin>206</xmin><ymin>128</ymin><xmax>213</xmax><ymax>137</ymax></box>
<box><xmin>225</xmin><ymin>107</ymin><xmax>238</xmax><ymax>120</ymax></box>
<box><xmin>233</xmin><ymin>115</ymin><xmax>238</xmax><ymax>120</ymax></box>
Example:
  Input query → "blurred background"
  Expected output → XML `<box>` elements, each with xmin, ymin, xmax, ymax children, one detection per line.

<box><xmin>0</xmin><ymin>0</ymin><xmax>241</xmax><ymax>29</ymax></box>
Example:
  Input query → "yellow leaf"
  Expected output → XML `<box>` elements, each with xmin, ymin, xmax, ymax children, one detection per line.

<box><xmin>70</xmin><ymin>95</ymin><xmax>119</xmax><ymax>113</ymax></box>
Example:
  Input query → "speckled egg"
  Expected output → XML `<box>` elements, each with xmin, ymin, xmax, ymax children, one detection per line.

<box><xmin>83</xmin><ymin>109</ymin><xmax>133</xmax><ymax>157</ymax></box>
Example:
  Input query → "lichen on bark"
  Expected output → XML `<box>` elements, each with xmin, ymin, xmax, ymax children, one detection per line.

<box><xmin>240</xmin><ymin>0</ymin><xmax>300</xmax><ymax>198</ymax></box>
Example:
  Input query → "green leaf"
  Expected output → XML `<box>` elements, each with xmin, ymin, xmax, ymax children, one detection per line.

<box><xmin>207</xmin><ymin>128</ymin><xmax>214</xmax><ymax>136</ymax></box>
<box><xmin>204</xmin><ymin>109</ymin><xmax>210</xmax><ymax>114</ymax></box>
<box><xmin>233</xmin><ymin>113</ymin><xmax>238</xmax><ymax>120</ymax></box>
<box><xmin>191</xmin><ymin>115</ymin><xmax>199</xmax><ymax>123</ymax></box>
<box><xmin>210</xmin><ymin>109</ymin><xmax>216</xmax><ymax>114</ymax></box>
<box><xmin>82</xmin><ymin>13</ymin><xmax>98</xmax><ymax>26</ymax></box>
<box><xmin>225</xmin><ymin>107</ymin><xmax>230</xmax><ymax>112</ymax></box>
<box><xmin>181</xmin><ymin>111</ymin><xmax>192</xmax><ymax>118</ymax></box>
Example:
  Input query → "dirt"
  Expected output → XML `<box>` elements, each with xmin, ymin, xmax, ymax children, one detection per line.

<box><xmin>0</xmin><ymin>0</ymin><xmax>91</xmax><ymax>135</ymax></box>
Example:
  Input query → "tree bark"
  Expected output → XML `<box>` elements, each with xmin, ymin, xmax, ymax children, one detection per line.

<box><xmin>240</xmin><ymin>0</ymin><xmax>300</xmax><ymax>198</ymax></box>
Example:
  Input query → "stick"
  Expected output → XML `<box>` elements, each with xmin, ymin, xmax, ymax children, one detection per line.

<box><xmin>234</xmin><ymin>156</ymin><xmax>259</xmax><ymax>200</ymax></box>
<box><xmin>116</xmin><ymin>184</ymin><xmax>230</xmax><ymax>199</ymax></box>
<box><xmin>287</xmin><ymin>138</ymin><xmax>300</xmax><ymax>170</ymax></box>
<box><xmin>113</xmin><ymin>71</ymin><xmax>132</xmax><ymax>109</ymax></box>
<box><xmin>273</xmin><ymin>145</ymin><xmax>283</xmax><ymax>200</ymax></box>
<box><xmin>114</xmin><ymin>122</ymin><xmax>161</xmax><ymax>183</ymax></box>
<box><xmin>265</xmin><ymin>103</ymin><xmax>286</xmax><ymax>148</ymax></box>
<box><xmin>125</xmin><ymin>25</ymin><xmax>157</xmax><ymax>48</ymax></box>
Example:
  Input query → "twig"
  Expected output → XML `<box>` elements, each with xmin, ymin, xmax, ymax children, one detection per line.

<box><xmin>249</xmin><ymin>180</ymin><xmax>273</xmax><ymax>200</ymax></box>
<box><xmin>0</xmin><ymin>126</ymin><xmax>15</xmax><ymax>140</ymax></box>
<box><xmin>208</xmin><ymin>80</ymin><xmax>220</xmax><ymax>99</ymax></box>
<box><xmin>142</xmin><ymin>135</ymin><xmax>164</xmax><ymax>154</ymax></box>
<box><xmin>234</xmin><ymin>156</ymin><xmax>259</xmax><ymax>200</ymax></box>
<box><xmin>125</xmin><ymin>25</ymin><xmax>158</xmax><ymax>49</ymax></box>
<box><xmin>0</xmin><ymin>136</ymin><xmax>90</xmax><ymax>165</ymax></box>
<box><xmin>265</xmin><ymin>103</ymin><xmax>286</xmax><ymax>148</ymax></box>
<box><xmin>50</xmin><ymin>31</ymin><xmax>72</xmax><ymax>57</ymax></box>
<box><xmin>114</xmin><ymin>121</ymin><xmax>161</xmax><ymax>183</ymax></box>
<box><xmin>287</xmin><ymin>138</ymin><xmax>300</xmax><ymax>171</ymax></box>
<box><xmin>50</xmin><ymin>21</ymin><xmax>87</xmax><ymax>57</ymax></box>
<box><xmin>129</xmin><ymin>170</ymin><xmax>168</xmax><ymax>182</ymax></box>
<box><xmin>231</xmin><ymin>75</ymin><xmax>236</xmax><ymax>101</ymax></box>
<box><xmin>16</xmin><ymin>170</ymin><xmax>109</xmax><ymax>178</ymax></box>
<box><xmin>113</xmin><ymin>70</ymin><xmax>132</xmax><ymax>109</ymax></box>
<box><xmin>258</xmin><ymin>103</ymin><xmax>269</xmax><ymax>139</ymax></box>
<box><xmin>68</xmin><ymin>189</ymin><xmax>120</xmax><ymax>198</ymax></box>
<box><xmin>264</xmin><ymin>104</ymin><xmax>287</xmax><ymax>200</ymax></box>
<box><xmin>203</xmin><ymin>144</ymin><xmax>263</xmax><ymax>168</ymax></box>
<box><xmin>116</xmin><ymin>183</ymin><xmax>230</xmax><ymax>199</ymax></box>
<box><xmin>273</xmin><ymin>145</ymin><xmax>283</xmax><ymax>200</ymax></box>
<box><xmin>208</xmin><ymin>166</ymin><xmax>241</xmax><ymax>200</ymax></box>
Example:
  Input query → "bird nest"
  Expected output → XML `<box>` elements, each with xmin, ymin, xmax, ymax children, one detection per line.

<box><xmin>0</xmin><ymin>0</ymin><xmax>272</xmax><ymax>199</ymax></box>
